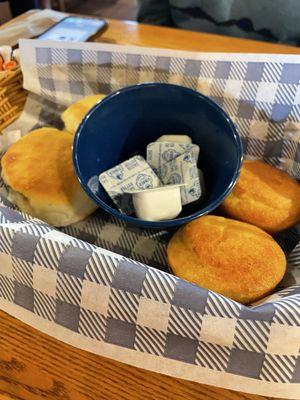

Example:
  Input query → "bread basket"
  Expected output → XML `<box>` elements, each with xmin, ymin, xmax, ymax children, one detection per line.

<box><xmin>0</xmin><ymin>65</ymin><xmax>27</xmax><ymax>132</ymax></box>
<box><xmin>0</xmin><ymin>39</ymin><xmax>299</xmax><ymax>399</ymax></box>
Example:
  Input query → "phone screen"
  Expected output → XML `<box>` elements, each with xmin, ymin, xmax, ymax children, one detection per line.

<box><xmin>38</xmin><ymin>17</ymin><xmax>107</xmax><ymax>42</ymax></box>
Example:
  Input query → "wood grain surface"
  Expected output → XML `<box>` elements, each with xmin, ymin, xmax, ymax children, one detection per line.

<box><xmin>97</xmin><ymin>19</ymin><xmax>300</xmax><ymax>54</ymax></box>
<box><xmin>0</xmin><ymin>311</ymin><xmax>275</xmax><ymax>400</ymax></box>
<box><xmin>0</xmin><ymin>11</ymin><xmax>297</xmax><ymax>400</ymax></box>
<box><xmin>2</xmin><ymin>11</ymin><xmax>300</xmax><ymax>54</ymax></box>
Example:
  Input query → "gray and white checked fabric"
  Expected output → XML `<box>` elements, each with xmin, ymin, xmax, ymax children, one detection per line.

<box><xmin>0</xmin><ymin>41</ymin><xmax>299</xmax><ymax>389</ymax></box>
<box><xmin>0</xmin><ymin>201</ymin><xmax>299</xmax><ymax>383</ymax></box>
<box><xmin>29</xmin><ymin>45</ymin><xmax>300</xmax><ymax>179</ymax></box>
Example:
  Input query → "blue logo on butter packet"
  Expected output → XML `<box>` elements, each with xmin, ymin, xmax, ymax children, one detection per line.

<box><xmin>108</xmin><ymin>166</ymin><xmax>124</xmax><ymax>180</ymax></box>
<box><xmin>136</xmin><ymin>173</ymin><xmax>154</xmax><ymax>189</ymax></box>
<box><xmin>162</xmin><ymin>149</ymin><xmax>180</xmax><ymax>162</ymax></box>
<box><xmin>169</xmin><ymin>173</ymin><xmax>182</xmax><ymax>184</ymax></box>
<box><xmin>183</xmin><ymin>153</ymin><xmax>193</xmax><ymax>163</ymax></box>
<box><xmin>189</xmin><ymin>181</ymin><xmax>201</xmax><ymax>197</ymax></box>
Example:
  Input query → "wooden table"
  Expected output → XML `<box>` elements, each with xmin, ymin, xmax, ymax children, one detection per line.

<box><xmin>1</xmin><ymin>13</ymin><xmax>299</xmax><ymax>400</ymax></box>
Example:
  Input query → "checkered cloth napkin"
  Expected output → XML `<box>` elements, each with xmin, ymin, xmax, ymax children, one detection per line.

<box><xmin>0</xmin><ymin>40</ymin><xmax>299</xmax><ymax>398</ymax></box>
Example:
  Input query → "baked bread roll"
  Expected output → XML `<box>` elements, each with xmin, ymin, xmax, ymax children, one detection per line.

<box><xmin>167</xmin><ymin>216</ymin><xmax>286</xmax><ymax>304</ymax></box>
<box><xmin>61</xmin><ymin>94</ymin><xmax>105</xmax><ymax>134</ymax></box>
<box><xmin>1</xmin><ymin>127</ymin><xmax>98</xmax><ymax>227</ymax></box>
<box><xmin>220</xmin><ymin>160</ymin><xmax>300</xmax><ymax>233</ymax></box>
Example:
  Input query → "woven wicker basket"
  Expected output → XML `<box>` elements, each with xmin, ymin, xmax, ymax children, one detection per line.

<box><xmin>0</xmin><ymin>66</ymin><xmax>27</xmax><ymax>133</ymax></box>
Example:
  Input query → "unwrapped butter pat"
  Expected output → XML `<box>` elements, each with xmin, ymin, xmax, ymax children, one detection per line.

<box><xmin>147</xmin><ymin>141</ymin><xmax>200</xmax><ymax>172</ymax></box>
<box><xmin>158</xmin><ymin>152</ymin><xmax>201</xmax><ymax>205</ymax></box>
<box><xmin>126</xmin><ymin>184</ymin><xmax>183</xmax><ymax>222</ymax></box>
<box><xmin>156</xmin><ymin>135</ymin><xmax>192</xmax><ymax>144</ymax></box>
<box><xmin>99</xmin><ymin>155</ymin><xmax>161</xmax><ymax>214</ymax></box>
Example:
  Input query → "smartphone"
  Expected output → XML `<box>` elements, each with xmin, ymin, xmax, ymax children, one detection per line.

<box><xmin>38</xmin><ymin>16</ymin><xmax>108</xmax><ymax>42</ymax></box>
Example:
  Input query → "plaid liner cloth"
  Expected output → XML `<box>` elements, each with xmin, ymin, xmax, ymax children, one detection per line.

<box><xmin>0</xmin><ymin>40</ymin><xmax>299</xmax><ymax>396</ymax></box>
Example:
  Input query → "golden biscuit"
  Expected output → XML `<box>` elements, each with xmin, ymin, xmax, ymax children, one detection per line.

<box><xmin>61</xmin><ymin>94</ymin><xmax>105</xmax><ymax>134</ymax></box>
<box><xmin>1</xmin><ymin>127</ymin><xmax>97</xmax><ymax>226</ymax></box>
<box><xmin>220</xmin><ymin>160</ymin><xmax>300</xmax><ymax>232</ymax></box>
<box><xmin>167</xmin><ymin>215</ymin><xmax>286</xmax><ymax>304</ymax></box>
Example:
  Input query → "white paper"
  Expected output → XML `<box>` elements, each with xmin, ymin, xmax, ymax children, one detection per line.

<box><xmin>0</xmin><ymin>129</ymin><xmax>21</xmax><ymax>152</ymax></box>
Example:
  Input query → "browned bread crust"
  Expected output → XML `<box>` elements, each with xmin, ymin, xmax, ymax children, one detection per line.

<box><xmin>61</xmin><ymin>94</ymin><xmax>105</xmax><ymax>134</ymax></box>
<box><xmin>220</xmin><ymin>160</ymin><xmax>300</xmax><ymax>233</ymax></box>
<box><xmin>1</xmin><ymin>127</ymin><xmax>97</xmax><ymax>226</ymax></box>
<box><xmin>167</xmin><ymin>215</ymin><xmax>286</xmax><ymax>304</ymax></box>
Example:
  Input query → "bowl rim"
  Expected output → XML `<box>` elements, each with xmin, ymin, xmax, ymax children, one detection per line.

<box><xmin>73</xmin><ymin>82</ymin><xmax>243</xmax><ymax>229</ymax></box>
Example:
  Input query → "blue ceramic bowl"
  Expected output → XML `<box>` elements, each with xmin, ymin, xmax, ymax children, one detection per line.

<box><xmin>73</xmin><ymin>83</ymin><xmax>243</xmax><ymax>229</ymax></box>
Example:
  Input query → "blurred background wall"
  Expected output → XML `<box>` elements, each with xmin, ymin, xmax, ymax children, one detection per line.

<box><xmin>67</xmin><ymin>0</ymin><xmax>136</xmax><ymax>20</ymax></box>
<box><xmin>0</xmin><ymin>0</ymin><xmax>136</xmax><ymax>21</ymax></box>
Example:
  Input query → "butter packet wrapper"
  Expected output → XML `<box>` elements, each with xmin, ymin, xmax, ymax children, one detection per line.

<box><xmin>99</xmin><ymin>155</ymin><xmax>161</xmax><ymax>214</ymax></box>
<box><xmin>158</xmin><ymin>152</ymin><xmax>201</xmax><ymax>205</ymax></box>
<box><xmin>146</xmin><ymin>142</ymin><xmax>200</xmax><ymax>172</ymax></box>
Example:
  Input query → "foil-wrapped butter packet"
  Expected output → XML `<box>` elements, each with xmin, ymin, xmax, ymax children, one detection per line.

<box><xmin>147</xmin><ymin>141</ymin><xmax>200</xmax><ymax>172</ymax></box>
<box><xmin>158</xmin><ymin>152</ymin><xmax>201</xmax><ymax>205</ymax></box>
<box><xmin>99</xmin><ymin>155</ymin><xmax>161</xmax><ymax>214</ymax></box>
<box><xmin>156</xmin><ymin>135</ymin><xmax>192</xmax><ymax>144</ymax></box>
